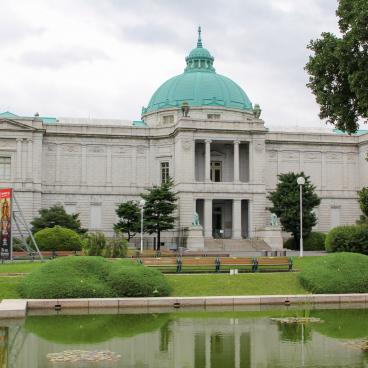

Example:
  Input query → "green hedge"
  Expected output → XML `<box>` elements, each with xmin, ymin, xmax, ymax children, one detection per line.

<box><xmin>19</xmin><ymin>256</ymin><xmax>171</xmax><ymax>299</ymax></box>
<box><xmin>298</xmin><ymin>252</ymin><xmax>368</xmax><ymax>293</ymax></box>
<box><xmin>108</xmin><ymin>263</ymin><xmax>171</xmax><ymax>297</ymax></box>
<box><xmin>325</xmin><ymin>225</ymin><xmax>368</xmax><ymax>255</ymax></box>
<box><xmin>34</xmin><ymin>226</ymin><xmax>83</xmax><ymax>251</ymax></box>
<box><xmin>284</xmin><ymin>232</ymin><xmax>326</xmax><ymax>251</ymax></box>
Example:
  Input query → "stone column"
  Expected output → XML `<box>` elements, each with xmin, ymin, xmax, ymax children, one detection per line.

<box><xmin>247</xmin><ymin>200</ymin><xmax>253</xmax><ymax>238</ymax></box>
<box><xmin>55</xmin><ymin>144</ymin><xmax>61</xmax><ymax>183</ymax></box>
<box><xmin>204</xmin><ymin>199</ymin><xmax>212</xmax><ymax>238</ymax></box>
<box><xmin>232</xmin><ymin>199</ymin><xmax>242</xmax><ymax>239</ymax></box>
<box><xmin>106</xmin><ymin>145</ymin><xmax>112</xmax><ymax>185</ymax></box>
<box><xmin>81</xmin><ymin>144</ymin><xmax>87</xmax><ymax>184</ymax></box>
<box><xmin>16</xmin><ymin>138</ymin><xmax>22</xmax><ymax>179</ymax></box>
<box><xmin>234</xmin><ymin>140</ymin><xmax>240</xmax><ymax>182</ymax></box>
<box><xmin>248</xmin><ymin>141</ymin><xmax>253</xmax><ymax>182</ymax></box>
<box><xmin>205</xmin><ymin>139</ymin><xmax>212</xmax><ymax>182</ymax></box>
<box><xmin>27</xmin><ymin>139</ymin><xmax>33</xmax><ymax>180</ymax></box>
<box><xmin>131</xmin><ymin>146</ymin><xmax>137</xmax><ymax>185</ymax></box>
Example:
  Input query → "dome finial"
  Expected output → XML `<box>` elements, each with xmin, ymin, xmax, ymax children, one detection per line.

<box><xmin>197</xmin><ymin>26</ymin><xmax>203</xmax><ymax>48</ymax></box>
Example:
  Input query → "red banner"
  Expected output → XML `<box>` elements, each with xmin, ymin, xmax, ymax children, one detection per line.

<box><xmin>0</xmin><ymin>188</ymin><xmax>12</xmax><ymax>260</ymax></box>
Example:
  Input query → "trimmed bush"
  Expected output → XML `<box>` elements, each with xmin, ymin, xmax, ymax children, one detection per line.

<box><xmin>19</xmin><ymin>257</ymin><xmax>114</xmax><ymax>298</ymax></box>
<box><xmin>19</xmin><ymin>256</ymin><xmax>171</xmax><ymax>299</ymax></box>
<box><xmin>34</xmin><ymin>226</ymin><xmax>83</xmax><ymax>251</ymax></box>
<box><xmin>299</xmin><ymin>252</ymin><xmax>368</xmax><ymax>293</ymax></box>
<box><xmin>108</xmin><ymin>263</ymin><xmax>171</xmax><ymax>297</ymax></box>
<box><xmin>284</xmin><ymin>232</ymin><xmax>326</xmax><ymax>251</ymax></box>
<box><xmin>325</xmin><ymin>225</ymin><xmax>368</xmax><ymax>255</ymax></box>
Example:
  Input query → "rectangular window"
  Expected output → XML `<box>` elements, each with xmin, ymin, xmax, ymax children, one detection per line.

<box><xmin>161</xmin><ymin>162</ymin><xmax>170</xmax><ymax>183</ymax></box>
<box><xmin>162</xmin><ymin>115</ymin><xmax>174</xmax><ymax>124</ymax></box>
<box><xmin>207</xmin><ymin>114</ymin><xmax>221</xmax><ymax>120</ymax></box>
<box><xmin>210</xmin><ymin>161</ymin><xmax>222</xmax><ymax>182</ymax></box>
<box><xmin>0</xmin><ymin>157</ymin><xmax>11</xmax><ymax>180</ymax></box>
<box><xmin>90</xmin><ymin>204</ymin><xmax>102</xmax><ymax>229</ymax></box>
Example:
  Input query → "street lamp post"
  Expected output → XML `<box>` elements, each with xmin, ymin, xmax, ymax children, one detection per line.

<box><xmin>139</xmin><ymin>199</ymin><xmax>146</xmax><ymax>254</ymax></box>
<box><xmin>297</xmin><ymin>176</ymin><xmax>305</xmax><ymax>257</ymax></box>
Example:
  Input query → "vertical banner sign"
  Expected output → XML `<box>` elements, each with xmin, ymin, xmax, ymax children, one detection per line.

<box><xmin>0</xmin><ymin>188</ymin><xmax>12</xmax><ymax>260</ymax></box>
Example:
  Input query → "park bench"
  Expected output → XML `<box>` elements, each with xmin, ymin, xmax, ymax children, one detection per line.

<box><xmin>139</xmin><ymin>257</ymin><xmax>180</xmax><ymax>272</ymax></box>
<box><xmin>178</xmin><ymin>257</ymin><xmax>220</xmax><ymax>272</ymax></box>
<box><xmin>217</xmin><ymin>257</ymin><xmax>256</xmax><ymax>272</ymax></box>
<box><xmin>254</xmin><ymin>257</ymin><xmax>293</xmax><ymax>272</ymax></box>
<box><xmin>130</xmin><ymin>249</ymin><xmax>174</xmax><ymax>258</ymax></box>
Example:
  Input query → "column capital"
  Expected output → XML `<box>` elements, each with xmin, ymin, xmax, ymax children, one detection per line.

<box><xmin>205</xmin><ymin>139</ymin><xmax>212</xmax><ymax>144</ymax></box>
<box><xmin>16</xmin><ymin>138</ymin><xmax>23</xmax><ymax>142</ymax></box>
<box><xmin>234</xmin><ymin>140</ymin><xmax>241</xmax><ymax>145</ymax></box>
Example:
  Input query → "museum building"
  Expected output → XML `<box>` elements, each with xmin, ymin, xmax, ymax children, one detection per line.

<box><xmin>0</xmin><ymin>29</ymin><xmax>367</xmax><ymax>250</ymax></box>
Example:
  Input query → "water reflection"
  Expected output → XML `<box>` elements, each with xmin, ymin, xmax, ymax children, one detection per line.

<box><xmin>1</xmin><ymin>307</ymin><xmax>367</xmax><ymax>368</ymax></box>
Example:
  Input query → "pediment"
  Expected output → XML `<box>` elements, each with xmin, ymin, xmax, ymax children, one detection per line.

<box><xmin>0</xmin><ymin>118</ymin><xmax>37</xmax><ymax>131</ymax></box>
<box><xmin>211</xmin><ymin>150</ymin><xmax>225</xmax><ymax>157</ymax></box>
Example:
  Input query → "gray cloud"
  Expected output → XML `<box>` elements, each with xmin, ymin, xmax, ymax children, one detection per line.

<box><xmin>18</xmin><ymin>47</ymin><xmax>109</xmax><ymax>69</ymax></box>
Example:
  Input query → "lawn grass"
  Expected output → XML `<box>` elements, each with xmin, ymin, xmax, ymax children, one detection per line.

<box><xmin>0</xmin><ymin>261</ymin><xmax>44</xmax><ymax>274</ymax></box>
<box><xmin>167</xmin><ymin>272</ymin><xmax>307</xmax><ymax>296</ymax></box>
<box><xmin>0</xmin><ymin>277</ymin><xmax>22</xmax><ymax>299</ymax></box>
<box><xmin>0</xmin><ymin>256</ymin><xmax>324</xmax><ymax>300</ymax></box>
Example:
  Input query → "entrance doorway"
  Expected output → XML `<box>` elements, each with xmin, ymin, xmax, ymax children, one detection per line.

<box><xmin>212</xmin><ymin>206</ymin><xmax>223</xmax><ymax>238</ymax></box>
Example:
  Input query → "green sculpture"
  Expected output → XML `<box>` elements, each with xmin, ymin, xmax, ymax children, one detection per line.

<box><xmin>192</xmin><ymin>212</ymin><xmax>200</xmax><ymax>226</ymax></box>
<box><xmin>253</xmin><ymin>104</ymin><xmax>262</xmax><ymax>118</ymax></box>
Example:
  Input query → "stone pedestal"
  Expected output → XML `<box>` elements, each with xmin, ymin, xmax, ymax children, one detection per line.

<box><xmin>186</xmin><ymin>226</ymin><xmax>205</xmax><ymax>250</ymax></box>
<box><xmin>257</xmin><ymin>226</ymin><xmax>283</xmax><ymax>250</ymax></box>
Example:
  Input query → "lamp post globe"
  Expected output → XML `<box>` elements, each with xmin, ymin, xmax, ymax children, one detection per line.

<box><xmin>139</xmin><ymin>199</ymin><xmax>146</xmax><ymax>253</ymax></box>
<box><xmin>297</xmin><ymin>176</ymin><xmax>305</xmax><ymax>257</ymax></box>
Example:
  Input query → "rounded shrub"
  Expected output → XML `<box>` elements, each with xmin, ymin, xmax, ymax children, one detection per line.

<box><xmin>325</xmin><ymin>225</ymin><xmax>368</xmax><ymax>255</ymax></box>
<box><xmin>19</xmin><ymin>256</ymin><xmax>171</xmax><ymax>299</ymax></box>
<box><xmin>284</xmin><ymin>232</ymin><xmax>326</xmax><ymax>251</ymax></box>
<box><xmin>107</xmin><ymin>263</ymin><xmax>171</xmax><ymax>297</ymax></box>
<box><xmin>34</xmin><ymin>226</ymin><xmax>83</xmax><ymax>251</ymax></box>
<box><xmin>299</xmin><ymin>252</ymin><xmax>368</xmax><ymax>293</ymax></box>
<box><xmin>19</xmin><ymin>256</ymin><xmax>115</xmax><ymax>299</ymax></box>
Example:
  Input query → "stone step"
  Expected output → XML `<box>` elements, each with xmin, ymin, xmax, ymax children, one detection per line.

<box><xmin>204</xmin><ymin>239</ymin><xmax>272</xmax><ymax>251</ymax></box>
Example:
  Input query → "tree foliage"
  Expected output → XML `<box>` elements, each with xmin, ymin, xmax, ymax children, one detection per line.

<box><xmin>31</xmin><ymin>204</ymin><xmax>86</xmax><ymax>234</ymax></box>
<box><xmin>267</xmin><ymin>172</ymin><xmax>321</xmax><ymax>248</ymax></box>
<box><xmin>357</xmin><ymin>187</ymin><xmax>368</xmax><ymax>221</ymax></box>
<box><xmin>114</xmin><ymin>201</ymin><xmax>140</xmax><ymax>241</ymax></box>
<box><xmin>141</xmin><ymin>178</ymin><xmax>177</xmax><ymax>250</ymax></box>
<box><xmin>305</xmin><ymin>0</ymin><xmax>368</xmax><ymax>133</ymax></box>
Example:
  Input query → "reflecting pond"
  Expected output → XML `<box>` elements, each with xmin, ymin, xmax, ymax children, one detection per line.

<box><xmin>1</xmin><ymin>305</ymin><xmax>368</xmax><ymax>367</ymax></box>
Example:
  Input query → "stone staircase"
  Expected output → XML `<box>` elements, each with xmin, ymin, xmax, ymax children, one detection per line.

<box><xmin>204</xmin><ymin>238</ymin><xmax>272</xmax><ymax>252</ymax></box>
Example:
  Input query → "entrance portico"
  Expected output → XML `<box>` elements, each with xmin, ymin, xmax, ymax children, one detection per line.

<box><xmin>196</xmin><ymin>199</ymin><xmax>249</xmax><ymax>239</ymax></box>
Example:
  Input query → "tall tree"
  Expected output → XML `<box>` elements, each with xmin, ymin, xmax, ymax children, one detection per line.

<box><xmin>141</xmin><ymin>178</ymin><xmax>177</xmax><ymax>251</ymax></box>
<box><xmin>357</xmin><ymin>187</ymin><xmax>368</xmax><ymax>224</ymax></box>
<box><xmin>268</xmin><ymin>172</ymin><xmax>321</xmax><ymax>248</ymax></box>
<box><xmin>31</xmin><ymin>204</ymin><xmax>86</xmax><ymax>234</ymax></box>
<box><xmin>114</xmin><ymin>200</ymin><xmax>140</xmax><ymax>241</ymax></box>
<box><xmin>305</xmin><ymin>0</ymin><xmax>368</xmax><ymax>134</ymax></box>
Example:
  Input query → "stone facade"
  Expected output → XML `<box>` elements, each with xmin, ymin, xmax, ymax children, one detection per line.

<box><xmin>0</xmin><ymin>107</ymin><xmax>366</xmax><ymax>249</ymax></box>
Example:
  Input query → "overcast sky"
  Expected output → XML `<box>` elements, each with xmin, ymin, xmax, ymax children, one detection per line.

<box><xmin>0</xmin><ymin>0</ymin><xmax>340</xmax><ymax>128</ymax></box>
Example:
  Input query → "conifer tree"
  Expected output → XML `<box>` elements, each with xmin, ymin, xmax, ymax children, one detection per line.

<box><xmin>141</xmin><ymin>178</ymin><xmax>177</xmax><ymax>250</ymax></box>
<box><xmin>267</xmin><ymin>172</ymin><xmax>320</xmax><ymax>249</ymax></box>
<box><xmin>31</xmin><ymin>204</ymin><xmax>86</xmax><ymax>234</ymax></box>
<box><xmin>114</xmin><ymin>201</ymin><xmax>141</xmax><ymax>241</ymax></box>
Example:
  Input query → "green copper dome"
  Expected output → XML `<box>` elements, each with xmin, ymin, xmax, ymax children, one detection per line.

<box><xmin>143</xmin><ymin>27</ymin><xmax>252</xmax><ymax>114</ymax></box>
